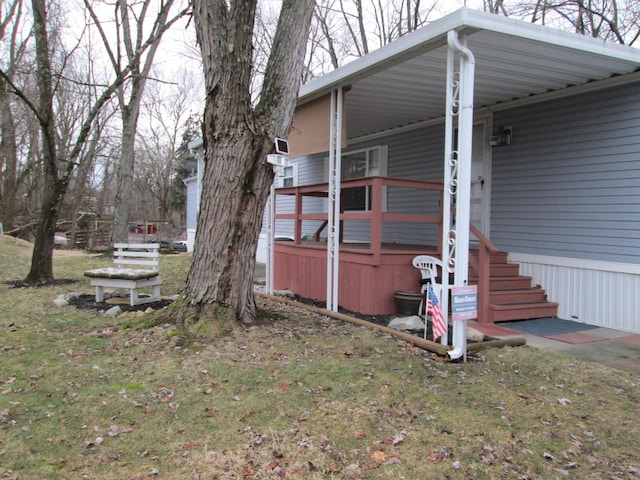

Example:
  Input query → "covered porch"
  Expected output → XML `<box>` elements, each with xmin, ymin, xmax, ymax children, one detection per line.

<box><xmin>261</xmin><ymin>8</ymin><xmax>639</xmax><ymax>353</ymax></box>
<box><xmin>271</xmin><ymin>176</ymin><xmax>501</xmax><ymax>320</ymax></box>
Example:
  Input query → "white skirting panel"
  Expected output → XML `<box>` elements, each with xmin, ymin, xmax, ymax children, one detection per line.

<box><xmin>186</xmin><ymin>229</ymin><xmax>196</xmax><ymax>253</ymax></box>
<box><xmin>509</xmin><ymin>253</ymin><xmax>640</xmax><ymax>334</ymax></box>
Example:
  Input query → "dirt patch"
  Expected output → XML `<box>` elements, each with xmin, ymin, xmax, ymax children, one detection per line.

<box><xmin>292</xmin><ymin>294</ymin><xmax>394</xmax><ymax>327</ymax></box>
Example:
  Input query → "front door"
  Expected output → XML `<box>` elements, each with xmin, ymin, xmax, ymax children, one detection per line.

<box><xmin>470</xmin><ymin>120</ymin><xmax>490</xmax><ymax>237</ymax></box>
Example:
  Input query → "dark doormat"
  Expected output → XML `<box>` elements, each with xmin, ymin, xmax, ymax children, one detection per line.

<box><xmin>500</xmin><ymin>317</ymin><xmax>599</xmax><ymax>336</ymax></box>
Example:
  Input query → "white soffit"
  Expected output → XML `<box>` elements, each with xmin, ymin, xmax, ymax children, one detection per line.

<box><xmin>299</xmin><ymin>7</ymin><xmax>640</xmax><ymax>140</ymax></box>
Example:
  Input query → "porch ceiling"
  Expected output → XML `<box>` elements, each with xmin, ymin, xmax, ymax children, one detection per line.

<box><xmin>298</xmin><ymin>8</ymin><xmax>640</xmax><ymax>141</ymax></box>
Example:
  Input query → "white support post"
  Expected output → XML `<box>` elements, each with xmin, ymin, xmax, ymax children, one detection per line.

<box><xmin>326</xmin><ymin>88</ymin><xmax>343</xmax><ymax>312</ymax></box>
<box><xmin>440</xmin><ymin>40</ymin><xmax>457</xmax><ymax>347</ymax></box>
<box><xmin>326</xmin><ymin>90</ymin><xmax>337</xmax><ymax>310</ymax></box>
<box><xmin>446</xmin><ymin>30</ymin><xmax>475</xmax><ymax>361</ymax></box>
<box><xmin>266</xmin><ymin>184</ymin><xmax>275</xmax><ymax>295</ymax></box>
<box><xmin>332</xmin><ymin>89</ymin><xmax>343</xmax><ymax>312</ymax></box>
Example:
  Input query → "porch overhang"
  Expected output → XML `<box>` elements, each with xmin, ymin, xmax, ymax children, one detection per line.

<box><xmin>295</xmin><ymin>7</ymin><xmax>640</xmax><ymax>142</ymax></box>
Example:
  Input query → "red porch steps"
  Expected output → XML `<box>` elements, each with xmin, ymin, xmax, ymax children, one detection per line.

<box><xmin>470</xmin><ymin>251</ymin><xmax>558</xmax><ymax>323</ymax></box>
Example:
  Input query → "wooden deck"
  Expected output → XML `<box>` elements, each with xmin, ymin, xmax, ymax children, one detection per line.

<box><xmin>272</xmin><ymin>176</ymin><xmax>558</xmax><ymax>322</ymax></box>
<box><xmin>274</xmin><ymin>241</ymin><xmax>438</xmax><ymax>315</ymax></box>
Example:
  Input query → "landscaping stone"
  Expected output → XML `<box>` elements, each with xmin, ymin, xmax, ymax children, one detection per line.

<box><xmin>53</xmin><ymin>294</ymin><xmax>68</xmax><ymax>307</ymax></box>
<box><xmin>388</xmin><ymin>315</ymin><xmax>426</xmax><ymax>331</ymax></box>
<box><xmin>104</xmin><ymin>306</ymin><xmax>122</xmax><ymax>318</ymax></box>
<box><xmin>274</xmin><ymin>289</ymin><xmax>295</xmax><ymax>297</ymax></box>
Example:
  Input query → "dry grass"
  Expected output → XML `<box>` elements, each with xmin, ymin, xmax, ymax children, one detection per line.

<box><xmin>0</xmin><ymin>235</ymin><xmax>639</xmax><ymax>479</ymax></box>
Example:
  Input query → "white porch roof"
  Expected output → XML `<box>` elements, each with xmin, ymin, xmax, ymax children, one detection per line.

<box><xmin>297</xmin><ymin>7</ymin><xmax>640</xmax><ymax>141</ymax></box>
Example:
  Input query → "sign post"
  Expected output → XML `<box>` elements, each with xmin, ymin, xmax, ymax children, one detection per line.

<box><xmin>451</xmin><ymin>285</ymin><xmax>478</xmax><ymax>362</ymax></box>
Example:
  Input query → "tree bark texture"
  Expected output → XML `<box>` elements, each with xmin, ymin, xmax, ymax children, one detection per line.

<box><xmin>111</xmin><ymin>110</ymin><xmax>138</xmax><ymax>244</ymax></box>
<box><xmin>187</xmin><ymin>0</ymin><xmax>314</xmax><ymax>324</ymax></box>
<box><xmin>0</xmin><ymin>78</ymin><xmax>19</xmax><ymax>231</ymax></box>
<box><xmin>26</xmin><ymin>0</ymin><xmax>61</xmax><ymax>282</ymax></box>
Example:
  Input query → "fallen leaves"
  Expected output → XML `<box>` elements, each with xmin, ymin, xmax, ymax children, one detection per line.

<box><xmin>519</xmin><ymin>393</ymin><xmax>538</xmax><ymax>404</ymax></box>
<box><xmin>203</xmin><ymin>405</ymin><xmax>218</xmax><ymax>417</ymax></box>
<box><xmin>237</xmin><ymin>410</ymin><xmax>258</xmax><ymax>422</ymax></box>
<box><xmin>369</xmin><ymin>446</ymin><xmax>401</xmax><ymax>466</ymax></box>
<box><xmin>371</xmin><ymin>450</ymin><xmax>387</xmax><ymax>462</ymax></box>
<box><xmin>152</xmin><ymin>385</ymin><xmax>175</xmax><ymax>403</ymax></box>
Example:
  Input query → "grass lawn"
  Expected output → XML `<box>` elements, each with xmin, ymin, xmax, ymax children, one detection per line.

<box><xmin>1</xmin><ymin>235</ymin><xmax>639</xmax><ymax>479</ymax></box>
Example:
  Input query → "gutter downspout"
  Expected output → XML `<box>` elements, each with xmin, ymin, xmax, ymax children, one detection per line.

<box><xmin>326</xmin><ymin>88</ymin><xmax>343</xmax><ymax>312</ymax></box>
<box><xmin>333</xmin><ymin>89</ymin><xmax>344</xmax><ymax>311</ymax></box>
<box><xmin>446</xmin><ymin>29</ymin><xmax>475</xmax><ymax>361</ymax></box>
<box><xmin>326</xmin><ymin>90</ymin><xmax>336</xmax><ymax>310</ymax></box>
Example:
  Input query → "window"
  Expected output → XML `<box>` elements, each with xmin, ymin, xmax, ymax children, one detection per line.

<box><xmin>276</xmin><ymin>163</ymin><xmax>298</xmax><ymax>188</ymax></box>
<box><xmin>282</xmin><ymin>165</ymin><xmax>295</xmax><ymax>187</ymax></box>
<box><xmin>325</xmin><ymin>145</ymin><xmax>388</xmax><ymax>211</ymax></box>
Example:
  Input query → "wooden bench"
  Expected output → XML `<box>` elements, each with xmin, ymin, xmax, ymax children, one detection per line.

<box><xmin>84</xmin><ymin>243</ymin><xmax>162</xmax><ymax>306</ymax></box>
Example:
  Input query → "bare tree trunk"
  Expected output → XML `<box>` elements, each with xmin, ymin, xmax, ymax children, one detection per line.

<box><xmin>84</xmin><ymin>0</ymin><xmax>187</xmax><ymax>246</ymax></box>
<box><xmin>111</xmin><ymin>111</ymin><xmax>137</xmax><ymax>244</ymax></box>
<box><xmin>0</xmin><ymin>78</ymin><xmax>19</xmax><ymax>231</ymax></box>
<box><xmin>185</xmin><ymin>130</ymin><xmax>274</xmax><ymax>323</ymax></box>
<box><xmin>185</xmin><ymin>0</ymin><xmax>314</xmax><ymax>325</ymax></box>
<box><xmin>26</xmin><ymin>0</ymin><xmax>61</xmax><ymax>282</ymax></box>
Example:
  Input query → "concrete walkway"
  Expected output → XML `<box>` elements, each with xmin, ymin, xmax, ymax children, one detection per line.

<box><xmin>470</xmin><ymin>321</ymin><xmax>640</xmax><ymax>376</ymax></box>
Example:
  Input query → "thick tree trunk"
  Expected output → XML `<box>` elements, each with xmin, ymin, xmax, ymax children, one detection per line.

<box><xmin>184</xmin><ymin>128</ymin><xmax>274</xmax><ymax>324</ymax></box>
<box><xmin>26</xmin><ymin>179</ymin><xmax>64</xmax><ymax>282</ymax></box>
<box><xmin>184</xmin><ymin>0</ymin><xmax>314</xmax><ymax>326</ymax></box>
<box><xmin>25</xmin><ymin>0</ymin><xmax>59</xmax><ymax>282</ymax></box>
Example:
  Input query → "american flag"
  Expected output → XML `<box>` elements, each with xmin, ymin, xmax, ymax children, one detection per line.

<box><xmin>427</xmin><ymin>284</ymin><xmax>447</xmax><ymax>341</ymax></box>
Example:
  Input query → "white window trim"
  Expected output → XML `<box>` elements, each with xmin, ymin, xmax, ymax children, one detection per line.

<box><xmin>275</xmin><ymin>162</ymin><xmax>298</xmax><ymax>188</ymax></box>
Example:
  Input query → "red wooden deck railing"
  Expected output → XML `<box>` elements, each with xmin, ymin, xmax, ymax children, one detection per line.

<box><xmin>469</xmin><ymin>223</ymin><xmax>499</xmax><ymax>323</ymax></box>
<box><xmin>274</xmin><ymin>176</ymin><xmax>445</xmax><ymax>262</ymax></box>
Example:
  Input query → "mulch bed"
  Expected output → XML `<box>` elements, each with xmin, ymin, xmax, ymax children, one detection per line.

<box><xmin>68</xmin><ymin>294</ymin><xmax>174</xmax><ymax>313</ymax></box>
<box><xmin>292</xmin><ymin>294</ymin><xmax>394</xmax><ymax>326</ymax></box>
<box><xmin>2</xmin><ymin>278</ymin><xmax>173</xmax><ymax>313</ymax></box>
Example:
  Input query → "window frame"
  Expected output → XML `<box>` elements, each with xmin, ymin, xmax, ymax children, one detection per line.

<box><xmin>276</xmin><ymin>162</ymin><xmax>298</xmax><ymax>188</ymax></box>
<box><xmin>323</xmin><ymin>145</ymin><xmax>388</xmax><ymax>212</ymax></box>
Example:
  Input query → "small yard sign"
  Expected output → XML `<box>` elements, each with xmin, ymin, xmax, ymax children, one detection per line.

<box><xmin>451</xmin><ymin>285</ymin><xmax>478</xmax><ymax>321</ymax></box>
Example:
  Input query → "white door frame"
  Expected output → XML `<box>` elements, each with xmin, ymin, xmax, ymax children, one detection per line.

<box><xmin>471</xmin><ymin>114</ymin><xmax>492</xmax><ymax>238</ymax></box>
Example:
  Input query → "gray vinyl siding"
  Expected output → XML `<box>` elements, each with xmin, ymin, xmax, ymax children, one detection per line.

<box><xmin>490</xmin><ymin>81</ymin><xmax>640</xmax><ymax>264</ymax></box>
<box><xmin>345</xmin><ymin>125</ymin><xmax>444</xmax><ymax>245</ymax></box>
<box><xmin>383</xmin><ymin>125</ymin><xmax>444</xmax><ymax>245</ymax></box>
<box><xmin>342</xmin><ymin>125</ymin><xmax>444</xmax><ymax>245</ymax></box>
<box><xmin>269</xmin><ymin>154</ymin><xmax>326</xmax><ymax>239</ymax></box>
